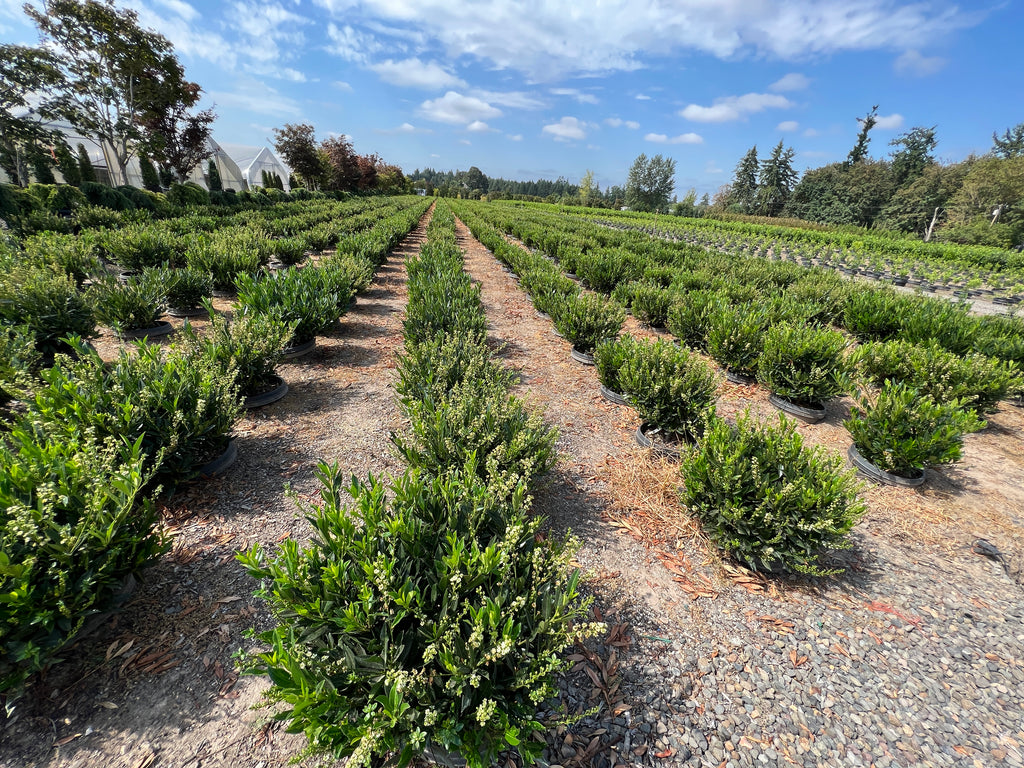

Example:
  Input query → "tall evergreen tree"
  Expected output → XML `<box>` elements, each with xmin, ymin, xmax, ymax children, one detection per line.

<box><xmin>31</xmin><ymin>148</ymin><xmax>56</xmax><ymax>183</ymax></box>
<box><xmin>757</xmin><ymin>141</ymin><xmax>798</xmax><ymax>217</ymax></box>
<box><xmin>846</xmin><ymin>105</ymin><xmax>879</xmax><ymax>166</ymax></box>
<box><xmin>890</xmin><ymin>126</ymin><xmax>937</xmax><ymax>186</ymax></box>
<box><xmin>730</xmin><ymin>145</ymin><xmax>759</xmax><ymax>212</ymax></box>
<box><xmin>54</xmin><ymin>141</ymin><xmax>81</xmax><ymax>186</ymax></box>
<box><xmin>76</xmin><ymin>142</ymin><xmax>96</xmax><ymax>183</ymax></box>
<box><xmin>992</xmin><ymin>122</ymin><xmax>1024</xmax><ymax>159</ymax></box>
<box><xmin>139</xmin><ymin>153</ymin><xmax>160</xmax><ymax>191</ymax></box>
<box><xmin>207</xmin><ymin>158</ymin><xmax>222</xmax><ymax>191</ymax></box>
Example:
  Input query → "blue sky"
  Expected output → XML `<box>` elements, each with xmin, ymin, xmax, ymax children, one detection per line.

<box><xmin>2</xmin><ymin>1</ymin><xmax>1022</xmax><ymax>196</ymax></box>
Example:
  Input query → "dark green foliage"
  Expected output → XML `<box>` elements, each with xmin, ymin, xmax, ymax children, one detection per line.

<box><xmin>235</xmin><ymin>267</ymin><xmax>340</xmax><ymax>345</ymax></box>
<box><xmin>707</xmin><ymin>302</ymin><xmax>770</xmax><ymax>377</ymax></box>
<box><xmin>76</xmin><ymin>143</ymin><xmax>96</xmax><ymax>184</ymax></box>
<box><xmin>897</xmin><ymin>298</ymin><xmax>978</xmax><ymax>355</ymax></box>
<box><xmin>0</xmin><ymin>435</ymin><xmax>165</xmax><ymax>696</ymax></box>
<box><xmin>186</xmin><ymin>240</ymin><xmax>264</xmax><ymax>293</ymax></box>
<box><xmin>90</xmin><ymin>272</ymin><xmax>166</xmax><ymax>333</ymax></box>
<box><xmin>845</xmin><ymin>382</ymin><xmax>984</xmax><ymax>475</ymax></box>
<box><xmin>618</xmin><ymin>338</ymin><xmax>718</xmax><ymax>441</ymax></box>
<box><xmin>843</xmin><ymin>287</ymin><xmax>904</xmax><ymax>342</ymax></box>
<box><xmin>181</xmin><ymin>303</ymin><xmax>295</xmax><ymax>397</ymax></box>
<box><xmin>786</xmin><ymin>273</ymin><xmax>849</xmax><ymax>325</ymax></box>
<box><xmin>21</xmin><ymin>231</ymin><xmax>99</xmax><ymax>286</ymax></box>
<box><xmin>139</xmin><ymin>154</ymin><xmax>161</xmax><ymax>192</ymax></box>
<box><xmin>757</xmin><ymin>324</ymin><xmax>849</xmax><ymax>406</ymax></box>
<box><xmin>576</xmin><ymin>248</ymin><xmax>642</xmax><ymax>293</ymax></box>
<box><xmin>30</xmin><ymin>149</ymin><xmax>56</xmax><ymax>184</ymax></box>
<box><xmin>54</xmin><ymin>143</ymin><xmax>81</xmax><ymax>187</ymax></box>
<box><xmin>81</xmin><ymin>181</ymin><xmax>134</xmax><ymax>211</ymax></box>
<box><xmin>630</xmin><ymin>281</ymin><xmax>672</xmax><ymax>327</ymax></box>
<box><xmin>0</xmin><ymin>265</ymin><xmax>96</xmax><ymax>355</ymax></box>
<box><xmin>666</xmin><ymin>290</ymin><xmax>725</xmax><ymax>351</ymax></box>
<box><xmin>268</xmin><ymin>236</ymin><xmax>307</xmax><ymax>265</ymax></box>
<box><xmin>593</xmin><ymin>334</ymin><xmax>641</xmax><ymax>394</ymax></box>
<box><xmin>552</xmin><ymin>293</ymin><xmax>625</xmax><ymax>354</ymax></box>
<box><xmin>160</xmin><ymin>266</ymin><xmax>212</xmax><ymax>310</ymax></box>
<box><xmin>396</xmin><ymin>333</ymin><xmax>515</xmax><ymax>408</ymax></box>
<box><xmin>682</xmin><ymin>412</ymin><xmax>866</xmax><ymax>575</ymax></box>
<box><xmin>167</xmin><ymin>181</ymin><xmax>209</xmax><ymax>207</ymax></box>
<box><xmin>207</xmin><ymin>159</ymin><xmax>222</xmax><ymax>192</ymax></box>
<box><xmin>100</xmin><ymin>226</ymin><xmax>180</xmax><ymax>271</ymax></box>
<box><xmin>26</xmin><ymin>339</ymin><xmax>240</xmax><ymax>483</ymax></box>
<box><xmin>238</xmin><ymin>465</ymin><xmax>589</xmax><ymax>768</ymax></box>
<box><xmin>852</xmin><ymin>340</ymin><xmax>1020</xmax><ymax>414</ymax></box>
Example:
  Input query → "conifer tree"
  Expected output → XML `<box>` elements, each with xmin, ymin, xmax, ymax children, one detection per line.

<box><xmin>207</xmin><ymin>158</ymin><xmax>222</xmax><ymax>191</ymax></box>
<box><xmin>730</xmin><ymin>145</ymin><xmax>759</xmax><ymax>212</ymax></box>
<box><xmin>139</xmin><ymin>154</ymin><xmax>161</xmax><ymax>191</ymax></box>
<box><xmin>756</xmin><ymin>140</ymin><xmax>798</xmax><ymax>217</ymax></box>
<box><xmin>76</xmin><ymin>142</ymin><xmax>96</xmax><ymax>183</ymax></box>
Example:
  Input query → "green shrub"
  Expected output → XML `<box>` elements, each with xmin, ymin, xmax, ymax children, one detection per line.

<box><xmin>0</xmin><ymin>265</ymin><xmax>96</xmax><ymax>355</ymax></box>
<box><xmin>552</xmin><ymin>293</ymin><xmax>625</xmax><ymax>354</ymax></box>
<box><xmin>27</xmin><ymin>340</ymin><xmax>240</xmax><ymax>483</ymax></box>
<box><xmin>843</xmin><ymin>287</ymin><xmax>903</xmax><ymax>341</ymax></box>
<box><xmin>322</xmin><ymin>253</ymin><xmax>374</xmax><ymax>294</ymax></box>
<box><xmin>897</xmin><ymin>297</ymin><xmax>978</xmax><ymax>355</ymax></box>
<box><xmin>757</xmin><ymin>324</ymin><xmax>849</xmax><ymax>405</ymax></box>
<box><xmin>393</xmin><ymin>377</ymin><xmax>557</xmax><ymax>506</ymax></box>
<box><xmin>682</xmin><ymin>412</ymin><xmax>866</xmax><ymax>575</ymax></box>
<box><xmin>81</xmin><ymin>181</ymin><xmax>134</xmax><ymax>211</ymax></box>
<box><xmin>268</xmin><ymin>237</ymin><xmax>307</xmax><ymax>265</ymax></box>
<box><xmin>630</xmin><ymin>281</ymin><xmax>672</xmax><ymax>327</ymax></box>
<box><xmin>90</xmin><ymin>272</ymin><xmax>166</xmax><ymax>333</ymax></box>
<box><xmin>238</xmin><ymin>464</ymin><xmax>594</xmax><ymax>768</ymax></box>
<box><xmin>0</xmin><ymin>434</ymin><xmax>165</xmax><ymax>696</ymax></box>
<box><xmin>404</xmin><ymin>264</ymin><xmax>486</xmax><ymax>345</ymax></box>
<box><xmin>576</xmin><ymin>248</ymin><xmax>642</xmax><ymax>293</ymax></box>
<box><xmin>21</xmin><ymin>231</ymin><xmax>100</xmax><ymax>286</ymax></box>
<box><xmin>166</xmin><ymin>181</ymin><xmax>210</xmax><ymax>207</ymax></box>
<box><xmin>706</xmin><ymin>302</ymin><xmax>770</xmax><ymax>378</ymax></box>
<box><xmin>181</xmin><ymin>304</ymin><xmax>295</xmax><ymax>397</ymax></box>
<box><xmin>101</xmin><ymin>226</ymin><xmax>181</xmax><ymax>272</ymax></box>
<box><xmin>618</xmin><ymin>338</ymin><xmax>718</xmax><ymax>441</ymax></box>
<box><xmin>0</xmin><ymin>325</ymin><xmax>39</xmax><ymax>403</ymax></box>
<box><xmin>73</xmin><ymin>205</ymin><xmax>125</xmax><ymax>230</ymax></box>
<box><xmin>786</xmin><ymin>274</ymin><xmax>849</xmax><ymax>325</ymax></box>
<box><xmin>161</xmin><ymin>266</ymin><xmax>213</xmax><ymax>310</ymax></box>
<box><xmin>520</xmin><ymin>269</ymin><xmax>579</xmax><ymax>315</ymax></box>
<box><xmin>666</xmin><ymin>290</ymin><xmax>724</xmax><ymax>351</ymax></box>
<box><xmin>186</xmin><ymin>240</ymin><xmax>264</xmax><ymax>293</ymax></box>
<box><xmin>593</xmin><ymin>334</ymin><xmax>641</xmax><ymax>393</ymax></box>
<box><xmin>845</xmin><ymin>382</ymin><xmax>984</xmax><ymax>475</ymax></box>
<box><xmin>396</xmin><ymin>333</ymin><xmax>515</xmax><ymax>408</ymax></box>
<box><xmin>853</xmin><ymin>340</ymin><xmax>1020</xmax><ymax>414</ymax></box>
<box><xmin>45</xmin><ymin>184</ymin><xmax>87</xmax><ymax>213</ymax></box>
<box><xmin>236</xmin><ymin>268</ymin><xmax>339</xmax><ymax>345</ymax></box>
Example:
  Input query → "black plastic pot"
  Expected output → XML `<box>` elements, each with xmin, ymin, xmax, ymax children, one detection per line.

<box><xmin>599</xmin><ymin>383</ymin><xmax>629</xmax><ymax>406</ymax></box>
<box><xmin>117</xmin><ymin>319</ymin><xmax>175</xmax><ymax>341</ymax></box>
<box><xmin>281</xmin><ymin>337</ymin><xmax>317</xmax><ymax>360</ymax></box>
<box><xmin>768</xmin><ymin>393</ymin><xmax>827</xmax><ymax>424</ymax></box>
<box><xmin>198</xmin><ymin>439</ymin><xmax>238</xmax><ymax>477</ymax></box>
<box><xmin>634</xmin><ymin>422</ymin><xmax>685</xmax><ymax>459</ymax></box>
<box><xmin>244</xmin><ymin>374</ymin><xmax>289</xmax><ymax>408</ymax></box>
<box><xmin>570</xmin><ymin>347</ymin><xmax>595</xmax><ymax>365</ymax></box>
<box><xmin>535</xmin><ymin>310</ymin><xmax>551</xmax><ymax>321</ymax></box>
<box><xmin>166</xmin><ymin>305</ymin><xmax>208</xmax><ymax>318</ymax></box>
<box><xmin>847</xmin><ymin>443</ymin><xmax>925</xmax><ymax>488</ymax></box>
<box><xmin>725</xmin><ymin>370</ymin><xmax>756</xmax><ymax>385</ymax></box>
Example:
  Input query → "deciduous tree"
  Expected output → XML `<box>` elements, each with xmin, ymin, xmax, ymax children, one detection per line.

<box><xmin>0</xmin><ymin>43</ymin><xmax>64</xmax><ymax>186</ymax></box>
<box><xmin>139</xmin><ymin>79</ymin><xmax>215</xmax><ymax>182</ymax></box>
<box><xmin>273</xmin><ymin>123</ymin><xmax>325</xmax><ymax>190</ymax></box>
<box><xmin>625</xmin><ymin>153</ymin><xmax>676</xmax><ymax>212</ymax></box>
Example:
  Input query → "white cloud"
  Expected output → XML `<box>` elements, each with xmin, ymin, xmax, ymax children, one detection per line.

<box><xmin>551</xmin><ymin>88</ymin><xmax>599</xmax><ymax>105</ymax></box>
<box><xmin>128</xmin><ymin>2</ymin><xmax>236</xmax><ymax>68</ymax></box>
<box><xmin>635</xmin><ymin>94</ymin><xmax>652</xmax><ymax>101</ymax></box>
<box><xmin>375</xmin><ymin>122</ymin><xmax>432</xmax><ymax>135</ymax></box>
<box><xmin>310</xmin><ymin>0</ymin><xmax>980</xmax><ymax>80</ymax></box>
<box><xmin>769</xmin><ymin>73</ymin><xmax>810</xmax><ymax>92</ymax></box>
<box><xmin>430</xmin><ymin>153</ymin><xmax>441</xmax><ymax>158</ymax></box>
<box><xmin>370</xmin><ymin>58</ymin><xmax>466</xmax><ymax>89</ymax></box>
<box><xmin>704</xmin><ymin>160</ymin><xmax>723</xmax><ymax>175</ymax></box>
<box><xmin>459</xmin><ymin>139</ymin><xmax>472</xmax><ymax>145</ymax></box>
<box><xmin>777</xmin><ymin>120</ymin><xmax>799</xmax><ymax>131</ymax></box>
<box><xmin>418</xmin><ymin>91</ymin><xmax>502</xmax><ymax>125</ymax></box>
<box><xmin>604</xmin><ymin>118</ymin><xmax>640</xmax><ymax>129</ymax></box>
<box><xmin>333</xmin><ymin>81</ymin><xmax>354</xmax><ymax>92</ymax></box>
<box><xmin>803</xmin><ymin>127</ymin><xmax>819</xmax><ymax>137</ymax></box>
<box><xmin>874</xmin><ymin>113</ymin><xmax>904</xmax><ymax>130</ymax></box>
<box><xmin>894</xmin><ymin>49</ymin><xmax>946</xmax><ymax>77</ymax></box>
<box><xmin>645</xmin><ymin>132</ymin><xmax>703</xmax><ymax>145</ymax></box>
<box><xmin>507</xmin><ymin>134</ymin><xmax>523</xmax><ymax>141</ymax></box>
<box><xmin>326</xmin><ymin>22</ymin><xmax>382</xmax><ymax>64</ymax></box>
<box><xmin>153</xmin><ymin>0</ymin><xmax>200</xmax><ymax>22</ymax></box>
<box><xmin>680</xmin><ymin>92</ymin><xmax>792</xmax><ymax>123</ymax></box>
<box><xmin>543</xmin><ymin>116</ymin><xmax>590</xmax><ymax>141</ymax></box>
<box><xmin>470</xmin><ymin>89</ymin><xmax>546</xmax><ymax>110</ymax></box>
<box><xmin>466</xmin><ymin>120</ymin><xmax>492</xmax><ymax>132</ymax></box>
<box><xmin>208</xmin><ymin>79</ymin><xmax>302</xmax><ymax>118</ymax></box>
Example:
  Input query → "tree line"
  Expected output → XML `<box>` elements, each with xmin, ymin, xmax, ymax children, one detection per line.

<box><xmin>720</xmin><ymin>107</ymin><xmax>1024</xmax><ymax>248</ymax></box>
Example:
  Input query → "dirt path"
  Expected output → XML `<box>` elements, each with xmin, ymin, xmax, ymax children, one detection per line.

<box><xmin>0</xmin><ymin>208</ymin><xmax>433</xmax><ymax>768</ymax></box>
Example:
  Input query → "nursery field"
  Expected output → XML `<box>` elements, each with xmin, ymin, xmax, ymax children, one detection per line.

<box><xmin>2</xmin><ymin>195</ymin><xmax>1023</xmax><ymax>768</ymax></box>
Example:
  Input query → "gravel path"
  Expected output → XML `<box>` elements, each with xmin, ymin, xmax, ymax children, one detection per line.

<box><xmin>454</xmin><ymin>216</ymin><xmax>1024</xmax><ymax>768</ymax></box>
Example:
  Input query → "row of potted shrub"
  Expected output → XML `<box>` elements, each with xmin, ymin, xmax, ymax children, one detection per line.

<box><xmin>238</xmin><ymin>201</ymin><xmax>595</xmax><ymax>768</ymax></box>
<box><xmin>450</xmin><ymin>204</ymin><xmax>869</xmax><ymax>578</ymax></box>
<box><xmin>0</xmin><ymin>198</ymin><xmax>429</xmax><ymax>701</ymax></box>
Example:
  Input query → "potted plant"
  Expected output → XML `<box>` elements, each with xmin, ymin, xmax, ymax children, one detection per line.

<box><xmin>268</xmin><ymin>237</ymin><xmax>308</xmax><ymax>269</ymax></box>
<box><xmin>160</xmin><ymin>266</ymin><xmax>214</xmax><ymax>317</ymax></box>
<box><xmin>666</xmin><ymin>290</ymin><xmax>725</xmax><ymax>352</ymax></box>
<box><xmin>619</xmin><ymin>338</ymin><xmax>718</xmax><ymax>448</ymax></box>
<box><xmin>235</xmin><ymin>267</ymin><xmax>340</xmax><ymax>358</ymax></box>
<box><xmin>90</xmin><ymin>271</ymin><xmax>172</xmax><ymax>340</ymax></box>
<box><xmin>181</xmin><ymin>303</ymin><xmax>296</xmax><ymax>408</ymax></box>
<box><xmin>706</xmin><ymin>302</ymin><xmax>769</xmax><ymax>383</ymax></box>
<box><xmin>551</xmin><ymin>292</ymin><xmax>625</xmax><ymax>363</ymax></box>
<box><xmin>844</xmin><ymin>382</ymin><xmax>984</xmax><ymax>486</ymax></box>
<box><xmin>0</xmin><ymin>264</ymin><xmax>97</xmax><ymax>360</ymax></box>
<box><xmin>593</xmin><ymin>334</ymin><xmax>640</xmax><ymax>405</ymax></box>
<box><xmin>758</xmin><ymin>323</ymin><xmax>849</xmax><ymax>423</ymax></box>
<box><xmin>630</xmin><ymin>281</ymin><xmax>672</xmax><ymax>328</ymax></box>
<box><xmin>681</xmin><ymin>411</ymin><xmax>866</xmax><ymax>575</ymax></box>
